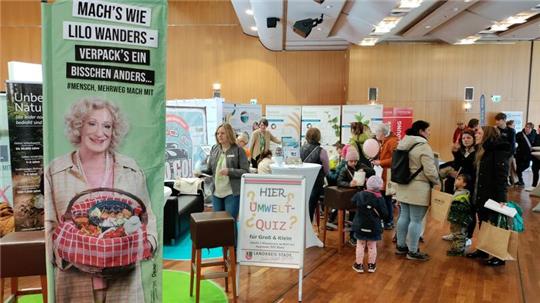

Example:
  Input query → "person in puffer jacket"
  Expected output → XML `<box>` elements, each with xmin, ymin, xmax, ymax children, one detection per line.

<box><xmin>351</xmin><ymin>176</ymin><xmax>388</xmax><ymax>274</ymax></box>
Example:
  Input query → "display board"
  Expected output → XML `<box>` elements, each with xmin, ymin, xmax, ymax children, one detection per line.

<box><xmin>0</xmin><ymin>93</ymin><xmax>13</xmax><ymax>206</ymax></box>
<box><xmin>168</xmin><ymin>98</ymin><xmax>223</xmax><ymax>146</ymax></box>
<box><xmin>341</xmin><ymin>104</ymin><xmax>383</xmax><ymax>143</ymax></box>
<box><xmin>503</xmin><ymin>111</ymin><xmax>523</xmax><ymax>131</ymax></box>
<box><xmin>301</xmin><ymin>105</ymin><xmax>341</xmax><ymax>145</ymax></box>
<box><xmin>238</xmin><ymin>174</ymin><xmax>306</xmax><ymax>269</ymax></box>
<box><xmin>222</xmin><ymin>103</ymin><xmax>261</xmax><ymax>147</ymax></box>
<box><xmin>265</xmin><ymin>105</ymin><xmax>301</xmax><ymax>156</ymax></box>
<box><xmin>42</xmin><ymin>0</ymin><xmax>167</xmax><ymax>302</ymax></box>
<box><xmin>383</xmin><ymin>107</ymin><xmax>413</xmax><ymax>140</ymax></box>
<box><xmin>165</xmin><ymin>106</ymin><xmax>207</xmax><ymax>178</ymax></box>
<box><xmin>6</xmin><ymin>82</ymin><xmax>43</xmax><ymax>231</ymax></box>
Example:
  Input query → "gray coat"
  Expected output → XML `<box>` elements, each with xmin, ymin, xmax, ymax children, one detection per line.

<box><xmin>202</xmin><ymin>144</ymin><xmax>250</xmax><ymax>196</ymax></box>
<box><xmin>395</xmin><ymin>135</ymin><xmax>440</xmax><ymax>207</ymax></box>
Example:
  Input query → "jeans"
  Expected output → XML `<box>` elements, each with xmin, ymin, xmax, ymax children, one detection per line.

<box><xmin>396</xmin><ymin>202</ymin><xmax>428</xmax><ymax>253</ymax></box>
<box><xmin>383</xmin><ymin>194</ymin><xmax>394</xmax><ymax>225</ymax></box>
<box><xmin>212</xmin><ymin>195</ymin><xmax>240</xmax><ymax>220</ymax></box>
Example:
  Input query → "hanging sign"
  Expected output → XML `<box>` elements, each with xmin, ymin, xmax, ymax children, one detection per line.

<box><xmin>42</xmin><ymin>0</ymin><xmax>167</xmax><ymax>302</ymax></box>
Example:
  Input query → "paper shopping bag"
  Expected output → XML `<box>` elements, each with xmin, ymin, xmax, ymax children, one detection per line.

<box><xmin>430</xmin><ymin>189</ymin><xmax>453</xmax><ymax>222</ymax></box>
<box><xmin>476</xmin><ymin>222</ymin><xmax>518</xmax><ymax>261</ymax></box>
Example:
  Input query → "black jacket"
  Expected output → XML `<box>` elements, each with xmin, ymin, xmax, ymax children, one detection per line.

<box><xmin>515</xmin><ymin>130</ymin><xmax>537</xmax><ymax>167</ymax></box>
<box><xmin>351</xmin><ymin>191</ymin><xmax>388</xmax><ymax>238</ymax></box>
<box><xmin>301</xmin><ymin>142</ymin><xmax>326</xmax><ymax>189</ymax></box>
<box><xmin>451</xmin><ymin>147</ymin><xmax>477</xmax><ymax>192</ymax></box>
<box><xmin>474</xmin><ymin>138</ymin><xmax>511</xmax><ymax>208</ymax></box>
<box><xmin>498</xmin><ymin>126</ymin><xmax>516</xmax><ymax>154</ymax></box>
<box><xmin>336</xmin><ymin>164</ymin><xmax>375</xmax><ymax>188</ymax></box>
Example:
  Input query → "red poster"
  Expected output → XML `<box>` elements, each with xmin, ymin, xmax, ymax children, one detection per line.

<box><xmin>383</xmin><ymin>107</ymin><xmax>413</xmax><ymax>139</ymax></box>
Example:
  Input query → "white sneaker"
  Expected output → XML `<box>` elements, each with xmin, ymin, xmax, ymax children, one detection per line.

<box><xmin>442</xmin><ymin>234</ymin><xmax>454</xmax><ymax>241</ymax></box>
<box><xmin>465</xmin><ymin>238</ymin><xmax>472</xmax><ymax>246</ymax></box>
<box><xmin>525</xmin><ymin>187</ymin><xmax>535</xmax><ymax>192</ymax></box>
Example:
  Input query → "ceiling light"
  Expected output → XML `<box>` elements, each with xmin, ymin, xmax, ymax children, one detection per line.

<box><xmin>490</xmin><ymin>22</ymin><xmax>510</xmax><ymax>32</ymax></box>
<box><xmin>506</xmin><ymin>16</ymin><xmax>527</xmax><ymax>24</ymax></box>
<box><xmin>373</xmin><ymin>17</ymin><xmax>401</xmax><ymax>34</ymax></box>
<box><xmin>425</xmin><ymin>25</ymin><xmax>431</xmax><ymax>29</ymax></box>
<box><xmin>359</xmin><ymin>38</ymin><xmax>378</xmax><ymax>46</ymax></box>
<box><xmin>250</xmin><ymin>26</ymin><xmax>257</xmax><ymax>31</ymax></box>
<box><xmin>293</xmin><ymin>14</ymin><xmax>324</xmax><ymax>38</ymax></box>
<box><xmin>464</xmin><ymin>0</ymin><xmax>472</xmax><ymax>3</ymax></box>
<box><xmin>399</xmin><ymin>0</ymin><xmax>422</xmax><ymax>9</ymax></box>
<box><xmin>245</xmin><ymin>9</ymin><xmax>253</xmax><ymax>15</ymax></box>
<box><xmin>325</xmin><ymin>5</ymin><xmax>333</xmax><ymax>9</ymax></box>
<box><xmin>455</xmin><ymin>35</ymin><xmax>480</xmax><ymax>45</ymax></box>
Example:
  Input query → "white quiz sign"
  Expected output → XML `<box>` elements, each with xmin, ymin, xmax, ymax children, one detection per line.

<box><xmin>238</xmin><ymin>174</ymin><xmax>306</xmax><ymax>269</ymax></box>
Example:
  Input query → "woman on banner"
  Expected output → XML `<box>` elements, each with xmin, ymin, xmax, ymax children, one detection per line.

<box><xmin>466</xmin><ymin>126</ymin><xmax>511</xmax><ymax>266</ymax></box>
<box><xmin>45</xmin><ymin>98</ymin><xmax>157</xmax><ymax>302</ymax></box>
<box><xmin>394</xmin><ymin>120</ymin><xmax>440</xmax><ymax>261</ymax></box>
<box><xmin>200</xmin><ymin>123</ymin><xmax>250</xmax><ymax>220</ymax></box>
<box><xmin>249</xmin><ymin>118</ymin><xmax>281</xmax><ymax>168</ymax></box>
<box><xmin>300</xmin><ymin>127</ymin><xmax>329</xmax><ymax>222</ymax></box>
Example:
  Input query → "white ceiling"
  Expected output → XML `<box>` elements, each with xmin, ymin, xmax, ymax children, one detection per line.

<box><xmin>231</xmin><ymin>0</ymin><xmax>540</xmax><ymax>50</ymax></box>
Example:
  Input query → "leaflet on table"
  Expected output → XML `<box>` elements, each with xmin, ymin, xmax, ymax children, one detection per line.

<box><xmin>282</xmin><ymin>137</ymin><xmax>300</xmax><ymax>160</ymax></box>
<box><xmin>484</xmin><ymin>199</ymin><xmax>518</xmax><ymax>218</ymax></box>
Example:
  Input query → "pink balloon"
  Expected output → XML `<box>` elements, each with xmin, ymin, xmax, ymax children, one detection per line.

<box><xmin>362</xmin><ymin>138</ymin><xmax>380</xmax><ymax>159</ymax></box>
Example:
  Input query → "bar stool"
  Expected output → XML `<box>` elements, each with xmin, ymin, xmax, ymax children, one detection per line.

<box><xmin>0</xmin><ymin>230</ymin><xmax>47</xmax><ymax>303</ymax></box>
<box><xmin>189</xmin><ymin>211</ymin><xmax>237</xmax><ymax>303</ymax></box>
<box><xmin>322</xmin><ymin>186</ymin><xmax>357</xmax><ymax>253</ymax></box>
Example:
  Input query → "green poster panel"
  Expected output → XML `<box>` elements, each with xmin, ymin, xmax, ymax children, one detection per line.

<box><xmin>42</xmin><ymin>1</ymin><xmax>166</xmax><ymax>302</ymax></box>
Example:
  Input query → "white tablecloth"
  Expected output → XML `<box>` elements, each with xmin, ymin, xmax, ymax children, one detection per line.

<box><xmin>271</xmin><ymin>163</ymin><xmax>324</xmax><ymax>248</ymax></box>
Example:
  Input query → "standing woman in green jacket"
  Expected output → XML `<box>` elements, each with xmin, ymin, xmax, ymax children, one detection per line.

<box><xmin>249</xmin><ymin>118</ymin><xmax>281</xmax><ymax>168</ymax></box>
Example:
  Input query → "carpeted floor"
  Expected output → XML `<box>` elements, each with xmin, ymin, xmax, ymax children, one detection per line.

<box><xmin>163</xmin><ymin>232</ymin><xmax>222</xmax><ymax>261</ymax></box>
<box><xmin>16</xmin><ymin>270</ymin><xmax>227</xmax><ymax>303</ymax></box>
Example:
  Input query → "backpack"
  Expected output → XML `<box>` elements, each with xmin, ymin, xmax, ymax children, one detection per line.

<box><xmin>391</xmin><ymin>142</ymin><xmax>424</xmax><ymax>184</ymax></box>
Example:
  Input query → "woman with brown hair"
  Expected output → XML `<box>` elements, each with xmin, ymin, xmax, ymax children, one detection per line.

<box><xmin>249</xmin><ymin>118</ymin><xmax>281</xmax><ymax>168</ymax></box>
<box><xmin>466</xmin><ymin>126</ymin><xmax>511</xmax><ymax>266</ymax></box>
<box><xmin>300</xmin><ymin>127</ymin><xmax>329</xmax><ymax>222</ymax></box>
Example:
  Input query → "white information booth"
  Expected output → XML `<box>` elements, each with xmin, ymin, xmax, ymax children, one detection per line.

<box><xmin>237</xmin><ymin>174</ymin><xmax>306</xmax><ymax>301</ymax></box>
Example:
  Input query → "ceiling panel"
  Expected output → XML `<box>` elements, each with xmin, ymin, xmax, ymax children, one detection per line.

<box><xmin>499</xmin><ymin>17</ymin><xmax>540</xmax><ymax>40</ymax></box>
<box><xmin>428</xmin><ymin>10</ymin><xmax>493</xmax><ymax>44</ymax></box>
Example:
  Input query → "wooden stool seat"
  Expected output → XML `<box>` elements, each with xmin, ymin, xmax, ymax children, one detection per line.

<box><xmin>189</xmin><ymin>211</ymin><xmax>237</xmax><ymax>303</ymax></box>
<box><xmin>0</xmin><ymin>230</ymin><xmax>47</xmax><ymax>303</ymax></box>
<box><xmin>322</xmin><ymin>186</ymin><xmax>357</xmax><ymax>253</ymax></box>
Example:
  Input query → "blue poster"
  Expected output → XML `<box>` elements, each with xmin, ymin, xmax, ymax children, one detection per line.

<box><xmin>165</xmin><ymin>106</ymin><xmax>207</xmax><ymax>178</ymax></box>
<box><xmin>480</xmin><ymin>94</ymin><xmax>486</xmax><ymax>126</ymax></box>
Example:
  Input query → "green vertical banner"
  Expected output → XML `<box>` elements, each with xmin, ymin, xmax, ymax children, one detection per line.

<box><xmin>42</xmin><ymin>1</ymin><xmax>166</xmax><ymax>302</ymax></box>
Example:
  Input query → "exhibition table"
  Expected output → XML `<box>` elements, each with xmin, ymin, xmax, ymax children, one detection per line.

<box><xmin>270</xmin><ymin>163</ymin><xmax>324</xmax><ymax>248</ymax></box>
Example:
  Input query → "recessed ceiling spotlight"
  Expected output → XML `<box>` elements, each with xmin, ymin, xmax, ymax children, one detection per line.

<box><xmin>245</xmin><ymin>9</ymin><xmax>253</xmax><ymax>15</ymax></box>
<box><xmin>464</xmin><ymin>0</ymin><xmax>472</xmax><ymax>2</ymax></box>
<box><xmin>359</xmin><ymin>38</ymin><xmax>378</xmax><ymax>46</ymax></box>
<box><xmin>325</xmin><ymin>5</ymin><xmax>333</xmax><ymax>9</ymax></box>
<box><xmin>425</xmin><ymin>25</ymin><xmax>431</xmax><ymax>29</ymax></box>
<box><xmin>250</xmin><ymin>26</ymin><xmax>257</xmax><ymax>31</ymax></box>
<box><xmin>316</xmin><ymin>27</ymin><xmax>322</xmax><ymax>31</ymax></box>
<box><xmin>399</xmin><ymin>0</ymin><xmax>423</xmax><ymax>9</ymax></box>
<box><xmin>453</xmin><ymin>7</ymin><xmax>459</xmax><ymax>12</ymax></box>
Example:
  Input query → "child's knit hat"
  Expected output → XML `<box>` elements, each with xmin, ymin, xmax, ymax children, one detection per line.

<box><xmin>366</xmin><ymin>175</ymin><xmax>383</xmax><ymax>191</ymax></box>
<box><xmin>345</xmin><ymin>147</ymin><xmax>359</xmax><ymax>161</ymax></box>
